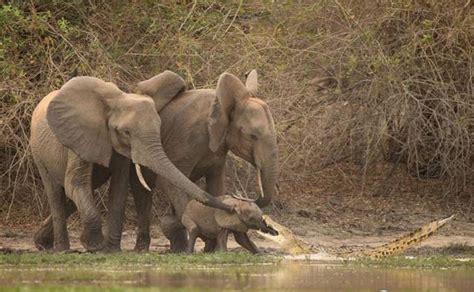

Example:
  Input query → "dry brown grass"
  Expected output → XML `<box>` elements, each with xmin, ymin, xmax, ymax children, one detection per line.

<box><xmin>1</xmin><ymin>0</ymin><xmax>472</xmax><ymax>223</ymax></box>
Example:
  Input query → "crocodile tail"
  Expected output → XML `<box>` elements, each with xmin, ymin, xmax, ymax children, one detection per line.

<box><xmin>352</xmin><ymin>215</ymin><xmax>455</xmax><ymax>258</ymax></box>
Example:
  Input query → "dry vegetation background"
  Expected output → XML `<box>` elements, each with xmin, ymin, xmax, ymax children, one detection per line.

<box><xmin>1</xmin><ymin>0</ymin><xmax>473</xmax><ymax>228</ymax></box>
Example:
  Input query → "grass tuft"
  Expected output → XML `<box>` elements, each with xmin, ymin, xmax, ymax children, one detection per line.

<box><xmin>0</xmin><ymin>251</ymin><xmax>279</xmax><ymax>267</ymax></box>
<box><xmin>350</xmin><ymin>256</ymin><xmax>474</xmax><ymax>269</ymax></box>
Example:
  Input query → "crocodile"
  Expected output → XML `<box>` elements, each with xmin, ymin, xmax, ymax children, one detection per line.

<box><xmin>258</xmin><ymin>215</ymin><xmax>455</xmax><ymax>258</ymax></box>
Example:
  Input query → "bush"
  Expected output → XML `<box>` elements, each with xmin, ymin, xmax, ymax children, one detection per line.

<box><xmin>318</xmin><ymin>0</ymin><xmax>473</xmax><ymax>192</ymax></box>
<box><xmin>267</xmin><ymin>0</ymin><xmax>473</xmax><ymax>195</ymax></box>
<box><xmin>1</xmin><ymin>0</ymin><xmax>472</xmax><ymax>221</ymax></box>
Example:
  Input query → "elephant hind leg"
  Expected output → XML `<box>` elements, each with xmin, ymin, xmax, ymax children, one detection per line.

<box><xmin>36</xmin><ymin>163</ymin><xmax>70</xmax><ymax>251</ymax></box>
<box><xmin>34</xmin><ymin>198</ymin><xmax>76</xmax><ymax>251</ymax></box>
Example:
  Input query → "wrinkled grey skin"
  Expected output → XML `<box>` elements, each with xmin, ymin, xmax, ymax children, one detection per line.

<box><xmin>34</xmin><ymin>70</ymin><xmax>279</xmax><ymax>252</ymax></box>
<box><xmin>134</xmin><ymin>70</ymin><xmax>279</xmax><ymax>252</ymax></box>
<box><xmin>30</xmin><ymin>74</ymin><xmax>233</xmax><ymax>252</ymax></box>
<box><xmin>182</xmin><ymin>196</ymin><xmax>278</xmax><ymax>253</ymax></box>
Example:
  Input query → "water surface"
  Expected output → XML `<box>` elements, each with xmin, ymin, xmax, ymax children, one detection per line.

<box><xmin>1</xmin><ymin>262</ymin><xmax>473</xmax><ymax>291</ymax></box>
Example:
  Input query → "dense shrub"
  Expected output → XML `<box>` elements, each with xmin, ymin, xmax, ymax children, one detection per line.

<box><xmin>309</xmin><ymin>1</ymin><xmax>473</xmax><ymax>192</ymax></box>
<box><xmin>1</xmin><ymin>0</ymin><xmax>472</xmax><ymax>220</ymax></box>
<box><xmin>276</xmin><ymin>0</ymin><xmax>472</xmax><ymax>194</ymax></box>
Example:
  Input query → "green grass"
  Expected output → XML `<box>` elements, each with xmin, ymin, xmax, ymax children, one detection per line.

<box><xmin>349</xmin><ymin>256</ymin><xmax>474</xmax><ymax>269</ymax></box>
<box><xmin>0</xmin><ymin>251</ymin><xmax>280</xmax><ymax>267</ymax></box>
<box><xmin>0</xmin><ymin>252</ymin><xmax>472</xmax><ymax>291</ymax></box>
<box><xmin>0</xmin><ymin>252</ymin><xmax>280</xmax><ymax>291</ymax></box>
<box><xmin>0</xmin><ymin>288</ymin><xmax>212</xmax><ymax>292</ymax></box>
<box><xmin>404</xmin><ymin>243</ymin><xmax>474</xmax><ymax>257</ymax></box>
<box><xmin>0</xmin><ymin>288</ymin><xmax>175</xmax><ymax>292</ymax></box>
<box><xmin>1</xmin><ymin>250</ymin><xmax>471</xmax><ymax>269</ymax></box>
<box><xmin>346</xmin><ymin>244</ymin><xmax>474</xmax><ymax>269</ymax></box>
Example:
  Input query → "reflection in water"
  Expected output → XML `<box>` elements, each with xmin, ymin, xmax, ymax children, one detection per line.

<box><xmin>0</xmin><ymin>262</ymin><xmax>473</xmax><ymax>291</ymax></box>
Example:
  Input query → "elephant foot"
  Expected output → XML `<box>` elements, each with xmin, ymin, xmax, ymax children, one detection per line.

<box><xmin>134</xmin><ymin>233</ymin><xmax>151</xmax><ymax>252</ymax></box>
<box><xmin>53</xmin><ymin>242</ymin><xmax>71</xmax><ymax>252</ymax></box>
<box><xmin>102</xmin><ymin>239</ymin><xmax>121</xmax><ymax>253</ymax></box>
<box><xmin>160</xmin><ymin>214</ymin><xmax>187</xmax><ymax>252</ymax></box>
<box><xmin>34</xmin><ymin>220</ymin><xmax>55</xmax><ymax>251</ymax></box>
<box><xmin>102</xmin><ymin>244</ymin><xmax>121</xmax><ymax>253</ymax></box>
<box><xmin>203</xmin><ymin>239</ymin><xmax>217</xmax><ymax>253</ymax></box>
<box><xmin>80</xmin><ymin>229</ymin><xmax>105</xmax><ymax>252</ymax></box>
<box><xmin>34</xmin><ymin>232</ymin><xmax>54</xmax><ymax>251</ymax></box>
<box><xmin>251</xmin><ymin>249</ymin><xmax>261</xmax><ymax>255</ymax></box>
<box><xmin>169</xmin><ymin>235</ymin><xmax>188</xmax><ymax>253</ymax></box>
<box><xmin>102</xmin><ymin>233</ymin><xmax>122</xmax><ymax>253</ymax></box>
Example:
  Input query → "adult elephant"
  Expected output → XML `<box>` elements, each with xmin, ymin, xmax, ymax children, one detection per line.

<box><xmin>132</xmin><ymin>70</ymin><xmax>279</xmax><ymax>251</ymax></box>
<box><xmin>30</xmin><ymin>73</ymin><xmax>233</xmax><ymax>252</ymax></box>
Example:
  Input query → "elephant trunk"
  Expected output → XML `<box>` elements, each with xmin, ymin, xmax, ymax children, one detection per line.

<box><xmin>132</xmin><ymin>132</ymin><xmax>233</xmax><ymax>212</ymax></box>
<box><xmin>257</xmin><ymin>217</ymin><xmax>279</xmax><ymax>235</ymax></box>
<box><xmin>255</xmin><ymin>149</ymin><xmax>278</xmax><ymax>207</ymax></box>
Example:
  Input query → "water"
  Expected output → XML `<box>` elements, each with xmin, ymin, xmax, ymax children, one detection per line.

<box><xmin>1</xmin><ymin>262</ymin><xmax>473</xmax><ymax>291</ymax></box>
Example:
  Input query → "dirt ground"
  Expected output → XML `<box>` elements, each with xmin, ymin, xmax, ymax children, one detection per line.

<box><xmin>1</xmin><ymin>162</ymin><xmax>473</xmax><ymax>256</ymax></box>
<box><xmin>1</xmin><ymin>212</ymin><xmax>473</xmax><ymax>257</ymax></box>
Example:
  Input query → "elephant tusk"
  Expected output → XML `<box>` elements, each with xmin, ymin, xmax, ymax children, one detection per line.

<box><xmin>256</xmin><ymin>168</ymin><xmax>264</xmax><ymax>198</ymax></box>
<box><xmin>135</xmin><ymin>164</ymin><xmax>151</xmax><ymax>192</ymax></box>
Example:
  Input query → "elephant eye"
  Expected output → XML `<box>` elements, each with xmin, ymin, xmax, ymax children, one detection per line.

<box><xmin>250</xmin><ymin>134</ymin><xmax>258</xmax><ymax>141</ymax></box>
<box><xmin>122</xmin><ymin>129</ymin><xmax>131</xmax><ymax>137</ymax></box>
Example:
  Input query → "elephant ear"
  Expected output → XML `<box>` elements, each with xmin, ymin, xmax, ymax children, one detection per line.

<box><xmin>136</xmin><ymin>70</ymin><xmax>186</xmax><ymax>112</ymax></box>
<box><xmin>47</xmin><ymin>76</ymin><xmax>124</xmax><ymax>167</ymax></box>
<box><xmin>245</xmin><ymin>69</ymin><xmax>258</xmax><ymax>96</ymax></box>
<box><xmin>214</xmin><ymin>196</ymin><xmax>248</xmax><ymax>233</ymax></box>
<box><xmin>208</xmin><ymin>72</ymin><xmax>249</xmax><ymax>152</ymax></box>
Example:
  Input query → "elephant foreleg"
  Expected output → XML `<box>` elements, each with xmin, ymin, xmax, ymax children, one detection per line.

<box><xmin>182</xmin><ymin>214</ymin><xmax>198</xmax><ymax>253</ymax></box>
<box><xmin>65</xmin><ymin>151</ymin><xmax>103</xmax><ymax>251</ymax></box>
<box><xmin>103</xmin><ymin>152</ymin><xmax>130</xmax><ymax>252</ymax></box>
<box><xmin>132</xmin><ymin>189</ymin><xmax>152</xmax><ymax>251</ymax></box>
<box><xmin>234</xmin><ymin>232</ymin><xmax>260</xmax><ymax>254</ymax></box>
<box><xmin>205</xmin><ymin>163</ymin><xmax>225</xmax><ymax>197</ymax></box>
<box><xmin>34</xmin><ymin>165</ymin><xmax>109</xmax><ymax>251</ymax></box>
<box><xmin>216</xmin><ymin>229</ymin><xmax>229</xmax><ymax>252</ymax></box>
<box><xmin>203</xmin><ymin>238</ymin><xmax>217</xmax><ymax>253</ymax></box>
<box><xmin>202</xmin><ymin>164</ymin><xmax>225</xmax><ymax>252</ymax></box>
<box><xmin>158</xmin><ymin>176</ymin><xmax>191</xmax><ymax>252</ymax></box>
<box><xmin>160</xmin><ymin>214</ymin><xmax>187</xmax><ymax>252</ymax></box>
<box><xmin>130</xmin><ymin>165</ymin><xmax>156</xmax><ymax>251</ymax></box>
<box><xmin>34</xmin><ymin>198</ymin><xmax>76</xmax><ymax>250</ymax></box>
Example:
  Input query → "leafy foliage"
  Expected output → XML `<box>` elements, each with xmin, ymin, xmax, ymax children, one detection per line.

<box><xmin>1</xmin><ymin>0</ymin><xmax>472</xmax><ymax>221</ymax></box>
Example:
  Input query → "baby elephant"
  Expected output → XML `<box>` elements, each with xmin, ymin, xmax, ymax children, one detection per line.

<box><xmin>182</xmin><ymin>195</ymin><xmax>278</xmax><ymax>254</ymax></box>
